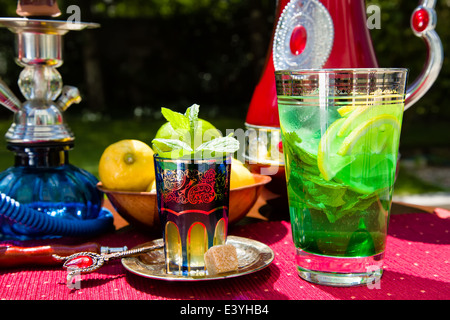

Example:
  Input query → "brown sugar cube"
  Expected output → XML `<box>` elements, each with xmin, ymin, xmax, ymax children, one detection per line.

<box><xmin>204</xmin><ymin>244</ymin><xmax>239</xmax><ymax>275</ymax></box>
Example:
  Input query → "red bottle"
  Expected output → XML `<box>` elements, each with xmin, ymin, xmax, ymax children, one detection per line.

<box><xmin>246</xmin><ymin>0</ymin><xmax>377</xmax><ymax>129</ymax></box>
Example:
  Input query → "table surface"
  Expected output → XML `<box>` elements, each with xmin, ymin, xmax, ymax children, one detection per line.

<box><xmin>0</xmin><ymin>191</ymin><xmax>449</xmax><ymax>301</ymax></box>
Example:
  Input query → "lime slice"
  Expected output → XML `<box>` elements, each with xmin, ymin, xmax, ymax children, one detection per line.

<box><xmin>317</xmin><ymin>113</ymin><xmax>401</xmax><ymax>193</ymax></box>
<box><xmin>337</xmin><ymin>114</ymin><xmax>400</xmax><ymax>156</ymax></box>
<box><xmin>337</xmin><ymin>104</ymin><xmax>357</xmax><ymax>117</ymax></box>
<box><xmin>337</xmin><ymin>102</ymin><xmax>403</xmax><ymax>138</ymax></box>
<box><xmin>317</xmin><ymin>118</ymin><xmax>353</xmax><ymax>181</ymax></box>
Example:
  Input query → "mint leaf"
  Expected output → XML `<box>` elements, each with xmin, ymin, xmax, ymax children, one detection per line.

<box><xmin>195</xmin><ymin>134</ymin><xmax>239</xmax><ymax>153</ymax></box>
<box><xmin>283</xmin><ymin>130</ymin><xmax>317</xmax><ymax>166</ymax></box>
<box><xmin>184</xmin><ymin>104</ymin><xmax>200</xmax><ymax>148</ymax></box>
<box><xmin>161</xmin><ymin>107</ymin><xmax>190</xmax><ymax>132</ymax></box>
<box><xmin>184</xmin><ymin>104</ymin><xmax>199</xmax><ymax>127</ymax></box>
<box><xmin>152</xmin><ymin>138</ymin><xmax>193</xmax><ymax>153</ymax></box>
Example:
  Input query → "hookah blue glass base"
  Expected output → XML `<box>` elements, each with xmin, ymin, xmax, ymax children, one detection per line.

<box><xmin>0</xmin><ymin>143</ymin><xmax>113</xmax><ymax>240</ymax></box>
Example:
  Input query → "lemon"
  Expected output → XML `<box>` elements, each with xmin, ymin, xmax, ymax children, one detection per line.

<box><xmin>146</xmin><ymin>179</ymin><xmax>156</xmax><ymax>192</ymax></box>
<box><xmin>99</xmin><ymin>139</ymin><xmax>155</xmax><ymax>191</ymax></box>
<box><xmin>337</xmin><ymin>114</ymin><xmax>400</xmax><ymax>156</ymax></box>
<box><xmin>230</xmin><ymin>158</ymin><xmax>255</xmax><ymax>189</ymax></box>
<box><xmin>154</xmin><ymin>118</ymin><xmax>222</xmax><ymax>151</ymax></box>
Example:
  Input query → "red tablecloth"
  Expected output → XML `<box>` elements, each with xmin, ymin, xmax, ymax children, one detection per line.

<box><xmin>0</xmin><ymin>212</ymin><xmax>449</xmax><ymax>300</ymax></box>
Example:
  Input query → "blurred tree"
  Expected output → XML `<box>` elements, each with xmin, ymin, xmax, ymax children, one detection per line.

<box><xmin>370</xmin><ymin>0</ymin><xmax>449</xmax><ymax>115</ymax></box>
<box><xmin>368</xmin><ymin>0</ymin><xmax>449</xmax><ymax>153</ymax></box>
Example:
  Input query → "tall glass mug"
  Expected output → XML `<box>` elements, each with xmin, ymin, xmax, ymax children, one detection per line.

<box><xmin>276</xmin><ymin>69</ymin><xmax>408</xmax><ymax>286</ymax></box>
<box><xmin>154</xmin><ymin>154</ymin><xmax>231</xmax><ymax>276</ymax></box>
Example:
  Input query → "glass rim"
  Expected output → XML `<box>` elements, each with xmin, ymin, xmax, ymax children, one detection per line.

<box><xmin>153</xmin><ymin>153</ymin><xmax>231</xmax><ymax>164</ymax></box>
<box><xmin>275</xmin><ymin>68</ymin><xmax>408</xmax><ymax>75</ymax></box>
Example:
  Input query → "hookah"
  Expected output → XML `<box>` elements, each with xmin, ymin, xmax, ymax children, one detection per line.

<box><xmin>0</xmin><ymin>1</ymin><xmax>113</xmax><ymax>240</ymax></box>
<box><xmin>244</xmin><ymin>0</ymin><xmax>444</xmax><ymax>192</ymax></box>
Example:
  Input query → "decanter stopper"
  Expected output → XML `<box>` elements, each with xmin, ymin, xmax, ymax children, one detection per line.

<box><xmin>16</xmin><ymin>0</ymin><xmax>61</xmax><ymax>18</ymax></box>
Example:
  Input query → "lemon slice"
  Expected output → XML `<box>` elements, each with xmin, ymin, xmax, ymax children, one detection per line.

<box><xmin>317</xmin><ymin>118</ymin><xmax>353</xmax><ymax>181</ymax></box>
<box><xmin>337</xmin><ymin>104</ymin><xmax>357</xmax><ymax>117</ymax></box>
<box><xmin>337</xmin><ymin>102</ymin><xmax>403</xmax><ymax>138</ymax></box>
<box><xmin>337</xmin><ymin>114</ymin><xmax>400</xmax><ymax>156</ymax></box>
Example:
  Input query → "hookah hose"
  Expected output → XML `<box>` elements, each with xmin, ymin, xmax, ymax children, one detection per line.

<box><xmin>0</xmin><ymin>192</ymin><xmax>114</xmax><ymax>237</ymax></box>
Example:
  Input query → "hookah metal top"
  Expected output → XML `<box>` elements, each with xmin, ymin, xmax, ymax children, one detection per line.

<box><xmin>0</xmin><ymin>0</ymin><xmax>99</xmax><ymax>145</ymax></box>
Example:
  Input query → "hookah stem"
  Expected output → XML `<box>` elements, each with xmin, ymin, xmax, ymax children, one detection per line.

<box><xmin>0</xmin><ymin>243</ymin><xmax>126</xmax><ymax>268</ymax></box>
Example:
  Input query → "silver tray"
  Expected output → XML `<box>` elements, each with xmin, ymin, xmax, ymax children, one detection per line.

<box><xmin>121</xmin><ymin>236</ymin><xmax>274</xmax><ymax>281</ymax></box>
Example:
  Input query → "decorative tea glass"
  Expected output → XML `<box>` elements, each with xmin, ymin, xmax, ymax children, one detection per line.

<box><xmin>154</xmin><ymin>154</ymin><xmax>231</xmax><ymax>276</ymax></box>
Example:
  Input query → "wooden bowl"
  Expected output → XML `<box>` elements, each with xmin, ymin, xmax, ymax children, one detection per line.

<box><xmin>97</xmin><ymin>173</ymin><xmax>271</xmax><ymax>233</ymax></box>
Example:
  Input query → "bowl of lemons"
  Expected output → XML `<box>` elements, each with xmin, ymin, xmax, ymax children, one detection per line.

<box><xmin>97</xmin><ymin>105</ymin><xmax>271</xmax><ymax>232</ymax></box>
<box><xmin>97</xmin><ymin>141</ymin><xmax>270</xmax><ymax>232</ymax></box>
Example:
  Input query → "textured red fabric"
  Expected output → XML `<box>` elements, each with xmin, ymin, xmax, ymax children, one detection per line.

<box><xmin>0</xmin><ymin>212</ymin><xmax>449</xmax><ymax>300</ymax></box>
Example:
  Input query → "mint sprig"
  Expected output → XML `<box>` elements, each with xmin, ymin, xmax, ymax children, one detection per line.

<box><xmin>152</xmin><ymin>104</ymin><xmax>239</xmax><ymax>159</ymax></box>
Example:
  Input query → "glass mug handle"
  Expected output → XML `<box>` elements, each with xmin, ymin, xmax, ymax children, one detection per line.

<box><xmin>404</xmin><ymin>0</ymin><xmax>444</xmax><ymax>110</ymax></box>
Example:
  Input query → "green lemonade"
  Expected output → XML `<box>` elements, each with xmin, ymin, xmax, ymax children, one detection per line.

<box><xmin>279</xmin><ymin>95</ymin><xmax>404</xmax><ymax>258</ymax></box>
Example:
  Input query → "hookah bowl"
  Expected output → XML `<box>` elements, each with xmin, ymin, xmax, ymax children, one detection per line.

<box><xmin>0</xmin><ymin>17</ymin><xmax>112</xmax><ymax>240</ymax></box>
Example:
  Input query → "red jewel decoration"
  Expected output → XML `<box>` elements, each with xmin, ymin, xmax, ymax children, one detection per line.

<box><xmin>65</xmin><ymin>255</ymin><xmax>94</xmax><ymax>269</ymax></box>
<box><xmin>412</xmin><ymin>8</ymin><xmax>429</xmax><ymax>33</ymax></box>
<box><xmin>278</xmin><ymin>141</ymin><xmax>283</xmax><ymax>154</ymax></box>
<box><xmin>289</xmin><ymin>25</ymin><xmax>307</xmax><ymax>56</ymax></box>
